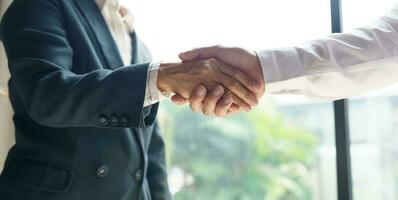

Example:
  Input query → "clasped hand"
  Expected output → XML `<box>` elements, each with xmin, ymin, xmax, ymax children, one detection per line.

<box><xmin>157</xmin><ymin>46</ymin><xmax>266</xmax><ymax>117</ymax></box>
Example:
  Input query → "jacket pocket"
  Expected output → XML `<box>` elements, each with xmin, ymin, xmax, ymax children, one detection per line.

<box><xmin>1</xmin><ymin>157</ymin><xmax>76</xmax><ymax>193</ymax></box>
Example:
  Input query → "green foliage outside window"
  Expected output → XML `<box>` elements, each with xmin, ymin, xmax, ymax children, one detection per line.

<box><xmin>158</xmin><ymin>101</ymin><xmax>317</xmax><ymax>200</ymax></box>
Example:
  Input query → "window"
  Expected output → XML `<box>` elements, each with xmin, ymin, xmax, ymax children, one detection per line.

<box><xmin>127</xmin><ymin>0</ymin><xmax>337</xmax><ymax>199</ymax></box>
<box><xmin>342</xmin><ymin>0</ymin><xmax>398</xmax><ymax>199</ymax></box>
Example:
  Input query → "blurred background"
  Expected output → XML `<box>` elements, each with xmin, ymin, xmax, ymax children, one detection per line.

<box><xmin>1</xmin><ymin>0</ymin><xmax>398</xmax><ymax>199</ymax></box>
<box><xmin>126</xmin><ymin>0</ymin><xmax>398</xmax><ymax>199</ymax></box>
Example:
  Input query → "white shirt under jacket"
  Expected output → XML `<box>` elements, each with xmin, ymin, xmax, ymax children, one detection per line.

<box><xmin>257</xmin><ymin>2</ymin><xmax>398</xmax><ymax>100</ymax></box>
<box><xmin>95</xmin><ymin>0</ymin><xmax>160</xmax><ymax>107</ymax></box>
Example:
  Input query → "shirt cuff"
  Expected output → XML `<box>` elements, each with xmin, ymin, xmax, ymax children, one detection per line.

<box><xmin>255</xmin><ymin>47</ymin><xmax>304</xmax><ymax>84</ymax></box>
<box><xmin>143</xmin><ymin>62</ymin><xmax>162</xmax><ymax>107</ymax></box>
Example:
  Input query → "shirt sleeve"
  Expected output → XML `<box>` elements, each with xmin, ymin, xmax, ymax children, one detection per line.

<box><xmin>257</xmin><ymin>3</ymin><xmax>398</xmax><ymax>100</ymax></box>
<box><xmin>144</xmin><ymin>62</ymin><xmax>162</xmax><ymax>107</ymax></box>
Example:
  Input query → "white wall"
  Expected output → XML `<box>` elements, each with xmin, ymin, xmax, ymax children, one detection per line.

<box><xmin>0</xmin><ymin>0</ymin><xmax>15</xmax><ymax>171</ymax></box>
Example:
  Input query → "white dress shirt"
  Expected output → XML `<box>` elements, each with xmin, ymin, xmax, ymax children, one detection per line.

<box><xmin>0</xmin><ymin>0</ymin><xmax>16</xmax><ymax>172</ymax></box>
<box><xmin>95</xmin><ymin>0</ymin><xmax>160</xmax><ymax>107</ymax></box>
<box><xmin>258</xmin><ymin>2</ymin><xmax>398</xmax><ymax>100</ymax></box>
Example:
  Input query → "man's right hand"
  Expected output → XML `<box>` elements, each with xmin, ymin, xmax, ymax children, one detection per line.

<box><xmin>171</xmin><ymin>46</ymin><xmax>266</xmax><ymax>116</ymax></box>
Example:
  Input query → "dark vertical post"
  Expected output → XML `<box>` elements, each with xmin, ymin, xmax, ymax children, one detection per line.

<box><xmin>330</xmin><ymin>1</ymin><xmax>353</xmax><ymax>200</ymax></box>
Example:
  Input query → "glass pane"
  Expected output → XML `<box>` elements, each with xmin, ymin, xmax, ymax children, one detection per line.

<box><xmin>127</xmin><ymin>0</ymin><xmax>336</xmax><ymax>199</ymax></box>
<box><xmin>342</xmin><ymin>0</ymin><xmax>398</xmax><ymax>200</ymax></box>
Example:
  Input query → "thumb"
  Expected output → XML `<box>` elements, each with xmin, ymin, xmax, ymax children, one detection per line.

<box><xmin>179</xmin><ymin>49</ymin><xmax>200</xmax><ymax>61</ymax></box>
<box><xmin>179</xmin><ymin>45</ymin><xmax>222</xmax><ymax>61</ymax></box>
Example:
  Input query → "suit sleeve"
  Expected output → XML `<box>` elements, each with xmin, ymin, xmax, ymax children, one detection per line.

<box><xmin>147</xmin><ymin>122</ymin><xmax>172</xmax><ymax>200</ymax></box>
<box><xmin>257</xmin><ymin>4</ymin><xmax>398</xmax><ymax>100</ymax></box>
<box><xmin>0</xmin><ymin>0</ymin><xmax>156</xmax><ymax>128</ymax></box>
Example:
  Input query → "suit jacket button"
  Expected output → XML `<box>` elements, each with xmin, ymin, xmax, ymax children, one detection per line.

<box><xmin>134</xmin><ymin>169</ymin><xmax>143</xmax><ymax>181</ymax></box>
<box><xmin>97</xmin><ymin>165</ymin><xmax>109</xmax><ymax>178</ymax></box>
<box><xmin>98</xmin><ymin>116</ymin><xmax>108</xmax><ymax>126</ymax></box>
<box><xmin>110</xmin><ymin>116</ymin><xmax>119</xmax><ymax>126</ymax></box>
<box><xmin>119</xmin><ymin>117</ymin><xmax>128</xmax><ymax>127</ymax></box>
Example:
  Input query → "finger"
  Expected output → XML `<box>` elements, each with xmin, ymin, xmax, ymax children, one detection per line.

<box><xmin>218</xmin><ymin>63</ymin><xmax>262</xmax><ymax>93</ymax></box>
<box><xmin>217</xmin><ymin>72</ymin><xmax>258</xmax><ymax>107</ymax></box>
<box><xmin>227</xmin><ymin>108</ymin><xmax>239</xmax><ymax>116</ymax></box>
<box><xmin>229</xmin><ymin>104</ymin><xmax>240</xmax><ymax>112</ymax></box>
<box><xmin>202</xmin><ymin>85</ymin><xmax>224</xmax><ymax>116</ymax></box>
<box><xmin>179</xmin><ymin>45</ymin><xmax>221</xmax><ymax>61</ymax></box>
<box><xmin>214</xmin><ymin>90</ymin><xmax>233</xmax><ymax>117</ymax></box>
<box><xmin>189</xmin><ymin>85</ymin><xmax>207</xmax><ymax>112</ymax></box>
<box><xmin>231</xmin><ymin>93</ymin><xmax>252</xmax><ymax>112</ymax></box>
<box><xmin>171</xmin><ymin>94</ymin><xmax>188</xmax><ymax>105</ymax></box>
<box><xmin>226</xmin><ymin>104</ymin><xmax>240</xmax><ymax>116</ymax></box>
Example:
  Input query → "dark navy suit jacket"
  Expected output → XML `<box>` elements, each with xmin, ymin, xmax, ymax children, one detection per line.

<box><xmin>0</xmin><ymin>0</ymin><xmax>171</xmax><ymax>199</ymax></box>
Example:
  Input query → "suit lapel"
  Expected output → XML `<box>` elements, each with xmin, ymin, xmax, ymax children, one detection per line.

<box><xmin>130</xmin><ymin>33</ymin><xmax>154</xmax><ymax>155</ymax></box>
<box><xmin>74</xmin><ymin>0</ymin><xmax>124</xmax><ymax>69</ymax></box>
<box><xmin>74</xmin><ymin>0</ymin><xmax>147</xmax><ymax>156</ymax></box>
<box><xmin>130</xmin><ymin>32</ymin><xmax>152</xmax><ymax>64</ymax></box>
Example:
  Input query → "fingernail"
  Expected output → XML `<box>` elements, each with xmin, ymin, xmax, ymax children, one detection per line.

<box><xmin>243</xmin><ymin>105</ymin><xmax>252</xmax><ymax>112</ymax></box>
<box><xmin>247</xmin><ymin>98</ymin><xmax>257</xmax><ymax>107</ymax></box>
<box><xmin>196</xmin><ymin>86</ymin><xmax>207</xmax><ymax>96</ymax></box>
<box><xmin>230</xmin><ymin>107</ymin><xmax>239</xmax><ymax>112</ymax></box>
<box><xmin>212</xmin><ymin>86</ymin><xmax>224</xmax><ymax>96</ymax></box>
<box><xmin>250</xmin><ymin>96</ymin><xmax>258</xmax><ymax>106</ymax></box>
<box><xmin>254</xmin><ymin>83</ymin><xmax>263</xmax><ymax>91</ymax></box>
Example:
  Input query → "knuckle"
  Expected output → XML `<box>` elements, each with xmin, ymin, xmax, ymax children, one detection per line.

<box><xmin>200</xmin><ymin>61</ymin><xmax>212</xmax><ymax>69</ymax></box>
<box><xmin>199</xmin><ymin>59</ymin><xmax>209</xmax><ymax>66</ymax></box>
<box><xmin>207</xmin><ymin>58</ymin><xmax>220</xmax><ymax>67</ymax></box>
<box><xmin>201</xmin><ymin>60</ymin><xmax>210</xmax><ymax>67</ymax></box>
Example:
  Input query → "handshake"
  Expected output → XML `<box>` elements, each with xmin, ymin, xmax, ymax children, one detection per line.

<box><xmin>157</xmin><ymin>46</ymin><xmax>265</xmax><ymax>117</ymax></box>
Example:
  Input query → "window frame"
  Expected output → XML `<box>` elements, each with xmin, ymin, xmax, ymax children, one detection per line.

<box><xmin>331</xmin><ymin>0</ymin><xmax>354</xmax><ymax>200</ymax></box>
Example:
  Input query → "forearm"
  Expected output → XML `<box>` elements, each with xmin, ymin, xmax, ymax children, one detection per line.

<box><xmin>1</xmin><ymin>0</ymin><xmax>158</xmax><ymax>128</ymax></box>
<box><xmin>258</xmin><ymin>5</ymin><xmax>398</xmax><ymax>100</ymax></box>
<box><xmin>10</xmin><ymin>59</ymin><xmax>153</xmax><ymax>128</ymax></box>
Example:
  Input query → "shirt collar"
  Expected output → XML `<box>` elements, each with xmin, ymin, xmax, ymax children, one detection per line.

<box><xmin>95</xmin><ymin>0</ymin><xmax>134</xmax><ymax>33</ymax></box>
<box><xmin>95</xmin><ymin>0</ymin><xmax>120</xmax><ymax>10</ymax></box>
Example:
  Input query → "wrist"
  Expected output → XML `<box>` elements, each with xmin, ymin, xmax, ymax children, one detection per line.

<box><xmin>157</xmin><ymin>63</ymin><xmax>180</xmax><ymax>94</ymax></box>
<box><xmin>253</xmin><ymin>53</ymin><xmax>264</xmax><ymax>84</ymax></box>
<box><xmin>253</xmin><ymin>51</ymin><xmax>266</xmax><ymax>92</ymax></box>
<box><xmin>157</xmin><ymin>64</ymin><xmax>169</xmax><ymax>93</ymax></box>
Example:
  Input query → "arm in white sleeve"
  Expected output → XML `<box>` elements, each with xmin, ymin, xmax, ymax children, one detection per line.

<box><xmin>257</xmin><ymin>4</ymin><xmax>398</xmax><ymax>100</ymax></box>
